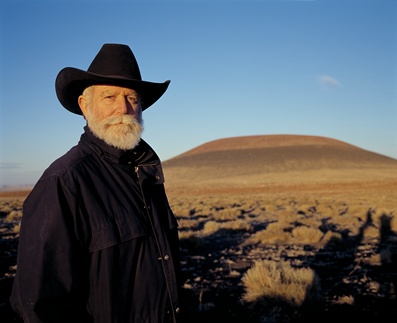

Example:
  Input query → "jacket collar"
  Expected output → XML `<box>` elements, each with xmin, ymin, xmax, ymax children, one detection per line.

<box><xmin>80</xmin><ymin>126</ymin><xmax>159</xmax><ymax>166</ymax></box>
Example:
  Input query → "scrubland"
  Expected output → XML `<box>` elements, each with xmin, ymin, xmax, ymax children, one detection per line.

<box><xmin>0</xmin><ymin>181</ymin><xmax>396</xmax><ymax>322</ymax></box>
<box><xmin>165</xmin><ymin>181</ymin><xmax>397</xmax><ymax>322</ymax></box>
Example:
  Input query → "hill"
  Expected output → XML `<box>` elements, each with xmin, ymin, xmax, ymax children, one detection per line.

<box><xmin>162</xmin><ymin>135</ymin><xmax>397</xmax><ymax>192</ymax></box>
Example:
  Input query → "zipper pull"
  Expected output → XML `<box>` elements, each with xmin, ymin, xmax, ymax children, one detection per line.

<box><xmin>134</xmin><ymin>166</ymin><xmax>140</xmax><ymax>182</ymax></box>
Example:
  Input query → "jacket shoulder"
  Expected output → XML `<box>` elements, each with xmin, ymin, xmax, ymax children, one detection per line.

<box><xmin>38</xmin><ymin>143</ymin><xmax>94</xmax><ymax>186</ymax></box>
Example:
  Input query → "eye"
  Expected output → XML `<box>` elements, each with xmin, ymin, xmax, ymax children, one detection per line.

<box><xmin>127</xmin><ymin>96</ymin><xmax>139</xmax><ymax>104</ymax></box>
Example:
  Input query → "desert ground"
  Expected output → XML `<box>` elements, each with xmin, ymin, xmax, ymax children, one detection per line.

<box><xmin>168</xmin><ymin>182</ymin><xmax>397</xmax><ymax>322</ymax></box>
<box><xmin>1</xmin><ymin>182</ymin><xmax>396</xmax><ymax>322</ymax></box>
<box><xmin>1</xmin><ymin>135</ymin><xmax>397</xmax><ymax>322</ymax></box>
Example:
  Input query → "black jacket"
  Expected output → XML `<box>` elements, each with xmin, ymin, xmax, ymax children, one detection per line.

<box><xmin>11</xmin><ymin>127</ymin><xmax>181</xmax><ymax>323</ymax></box>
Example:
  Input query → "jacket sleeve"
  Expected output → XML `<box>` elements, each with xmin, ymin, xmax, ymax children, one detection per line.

<box><xmin>10</xmin><ymin>176</ymin><xmax>92</xmax><ymax>323</ymax></box>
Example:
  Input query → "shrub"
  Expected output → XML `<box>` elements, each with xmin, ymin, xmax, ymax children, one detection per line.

<box><xmin>291</xmin><ymin>226</ymin><xmax>324</xmax><ymax>244</ymax></box>
<box><xmin>178</xmin><ymin>218</ymin><xmax>201</xmax><ymax>229</ymax></box>
<box><xmin>223</xmin><ymin>219</ymin><xmax>251</xmax><ymax>231</ymax></box>
<box><xmin>13</xmin><ymin>223</ymin><xmax>21</xmax><ymax>233</ymax></box>
<box><xmin>245</xmin><ymin>222</ymin><xmax>290</xmax><ymax>245</ymax></box>
<box><xmin>242</xmin><ymin>260</ymin><xmax>322</xmax><ymax>306</ymax></box>
<box><xmin>201</xmin><ymin>219</ymin><xmax>251</xmax><ymax>236</ymax></box>
<box><xmin>213</xmin><ymin>207</ymin><xmax>242</xmax><ymax>221</ymax></box>
<box><xmin>202</xmin><ymin>221</ymin><xmax>221</xmax><ymax>235</ymax></box>
<box><xmin>5</xmin><ymin>210</ymin><xmax>23</xmax><ymax>222</ymax></box>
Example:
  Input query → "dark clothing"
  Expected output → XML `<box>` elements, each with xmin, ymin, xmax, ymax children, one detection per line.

<box><xmin>10</xmin><ymin>127</ymin><xmax>181</xmax><ymax>323</ymax></box>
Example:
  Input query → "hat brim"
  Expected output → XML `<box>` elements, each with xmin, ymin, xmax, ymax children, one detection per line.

<box><xmin>56</xmin><ymin>67</ymin><xmax>170</xmax><ymax>115</ymax></box>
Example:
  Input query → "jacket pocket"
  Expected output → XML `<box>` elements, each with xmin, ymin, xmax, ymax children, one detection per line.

<box><xmin>88</xmin><ymin>212</ymin><xmax>148</xmax><ymax>252</ymax></box>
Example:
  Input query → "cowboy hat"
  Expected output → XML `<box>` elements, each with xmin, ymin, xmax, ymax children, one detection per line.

<box><xmin>55</xmin><ymin>43</ymin><xmax>170</xmax><ymax>115</ymax></box>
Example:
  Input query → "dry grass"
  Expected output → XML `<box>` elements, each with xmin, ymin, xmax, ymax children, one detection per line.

<box><xmin>2</xmin><ymin>135</ymin><xmax>397</xmax><ymax>321</ymax></box>
<box><xmin>242</xmin><ymin>260</ymin><xmax>322</xmax><ymax>306</ymax></box>
<box><xmin>0</xmin><ymin>198</ymin><xmax>24</xmax><ymax>233</ymax></box>
<box><xmin>4</xmin><ymin>210</ymin><xmax>23</xmax><ymax>223</ymax></box>
<box><xmin>171</xmin><ymin>183</ymin><xmax>397</xmax><ymax>248</ymax></box>
<box><xmin>167</xmin><ymin>181</ymin><xmax>397</xmax><ymax>321</ymax></box>
<box><xmin>1</xmin><ymin>176</ymin><xmax>397</xmax><ymax>321</ymax></box>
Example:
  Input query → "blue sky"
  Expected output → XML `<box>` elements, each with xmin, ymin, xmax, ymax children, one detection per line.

<box><xmin>1</xmin><ymin>0</ymin><xmax>396</xmax><ymax>186</ymax></box>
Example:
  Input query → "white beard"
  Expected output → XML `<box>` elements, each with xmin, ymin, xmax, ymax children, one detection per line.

<box><xmin>86</xmin><ymin>112</ymin><xmax>144</xmax><ymax>150</ymax></box>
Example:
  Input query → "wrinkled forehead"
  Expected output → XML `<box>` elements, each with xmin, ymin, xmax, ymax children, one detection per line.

<box><xmin>91</xmin><ymin>85</ymin><xmax>140</xmax><ymax>96</ymax></box>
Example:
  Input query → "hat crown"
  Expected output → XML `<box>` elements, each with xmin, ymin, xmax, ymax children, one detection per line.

<box><xmin>56</xmin><ymin>43</ymin><xmax>170</xmax><ymax>115</ymax></box>
<box><xmin>87</xmin><ymin>44</ymin><xmax>142</xmax><ymax>80</ymax></box>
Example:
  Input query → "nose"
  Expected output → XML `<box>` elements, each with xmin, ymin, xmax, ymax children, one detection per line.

<box><xmin>116</xmin><ymin>97</ymin><xmax>133</xmax><ymax>115</ymax></box>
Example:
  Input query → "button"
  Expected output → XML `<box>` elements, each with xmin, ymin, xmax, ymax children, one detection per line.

<box><xmin>163</xmin><ymin>255</ymin><xmax>169</xmax><ymax>261</ymax></box>
<box><xmin>175</xmin><ymin>307</ymin><xmax>180</xmax><ymax>314</ymax></box>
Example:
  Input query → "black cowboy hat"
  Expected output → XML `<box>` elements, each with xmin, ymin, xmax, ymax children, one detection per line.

<box><xmin>55</xmin><ymin>43</ymin><xmax>170</xmax><ymax>115</ymax></box>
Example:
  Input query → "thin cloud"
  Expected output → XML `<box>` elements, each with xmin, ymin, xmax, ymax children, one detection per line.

<box><xmin>317</xmin><ymin>75</ymin><xmax>341</xmax><ymax>88</ymax></box>
<box><xmin>0</xmin><ymin>162</ymin><xmax>22</xmax><ymax>169</ymax></box>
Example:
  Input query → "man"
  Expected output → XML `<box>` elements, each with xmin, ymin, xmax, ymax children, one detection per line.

<box><xmin>11</xmin><ymin>44</ymin><xmax>182</xmax><ymax>323</ymax></box>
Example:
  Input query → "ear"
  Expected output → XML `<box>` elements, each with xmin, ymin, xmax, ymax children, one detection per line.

<box><xmin>78</xmin><ymin>95</ymin><xmax>89</xmax><ymax>119</ymax></box>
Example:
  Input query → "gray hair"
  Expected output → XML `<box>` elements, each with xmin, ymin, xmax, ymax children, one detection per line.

<box><xmin>82</xmin><ymin>86</ymin><xmax>95</xmax><ymax>105</ymax></box>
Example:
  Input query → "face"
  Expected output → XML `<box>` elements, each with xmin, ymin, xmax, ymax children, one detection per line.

<box><xmin>78</xmin><ymin>85</ymin><xmax>144</xmax><ymax>150</ymax></box>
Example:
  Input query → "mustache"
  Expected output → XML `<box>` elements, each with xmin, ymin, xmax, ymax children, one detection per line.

<box><xmin>100</xmin><ymin>114</ymin><xmax>143</xmax><ymax>129</ymax></box>
<box><xmin>102</xmin><ymin>114</ymin><xmax>141</xmax><ymax>126</ymax></box>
